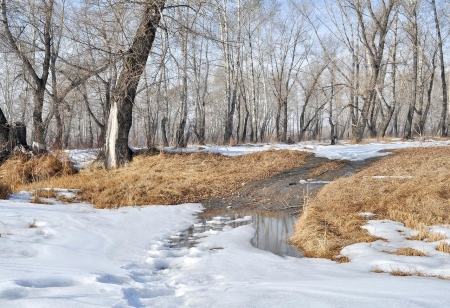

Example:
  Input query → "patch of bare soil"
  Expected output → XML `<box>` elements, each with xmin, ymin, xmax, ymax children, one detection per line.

<box><xmin>202</xmin><ymin>155</ymin><xmax>381</xmax><ymax>214</ymax></box>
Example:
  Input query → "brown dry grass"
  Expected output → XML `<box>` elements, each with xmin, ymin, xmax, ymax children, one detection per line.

<box><xmin>291</xmin><ymin>147</ymin><xmax>450</xmax><ymax>259</ymax></box>
<box><xmin>56</xmin><ymin>195</ymin><xmax>77</xmax><ymax>203</ymax></box>
<box><xmin>409</xmin><ymin>229</ymin><xmax>447</xmax><ymax>242</ymax></box>
<box><xmin>0</xmin><ymin>153</ymin><xmax>74</xmax><ymax>191</ymax></box>
<box><xmin>332</xmin><ymin>255</ymin><xmax>350</xmax><ymax>263</ymax></box>
<box><xmin>29</xmin><ymin>189</ymin><xmax>58</xmax><ymax>204</ymax></box>
<box><xmin>308</xmin><ymin>160</ymin><xmax>346</xmax><ymax>178</ymax></box>
<box><xmin>372</xmin><ymin>268</ymin><xmax>450</xmax><ymax>279</ymax></box>
<box><xmin>16</xmin><ymin>150</ymin><xmax>309</xmax><ymax>208</ymax></box>
<box><xmin>34</xmin><ymin>189</ymin><xmax>58</xmax><ymax>199</ymax></box>
<box><xmin>0</xmin><ymin>182</ymin><xmax>10</xmax><ymax>199</ymax></box>
<box><xmin>29</xmin><ymin>195</ymin><xmax>51</xmax><ymax>204</ymax></box>
<box><xmin>436</xmin><ymin>241</ymin><xmax>450</xmax><ymax>253</ymax></box>
<box><xmin>388</xmin><ymin>247</ymin><xmax>428</xmax><ymax>257</ymax></box>
<box><xmin>348</xmin><ymin>137</ymin><xmax>399</xmax><ymax>145</ymax></box>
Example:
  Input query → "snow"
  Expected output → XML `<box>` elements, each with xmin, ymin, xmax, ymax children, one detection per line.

<box><xmin>2</xmin><ymin>193</ymin><xmax>450</xmax><ymax>307</ymax></box>
<box><xmin>299</xmin><ymin>179</ymin><xmax>332</xmax><ymax>184</ymax></box>
<box><xmin>2</xmin><ymin>140</ymin><xmax>450</xmax><ymax>307</ymax></box>
<box><xmin>167</xmin><ymin>139</ymin><xmax>450</xmax><ymax>161</ymax></box>
<box><xmin>67</xmin><ymin>140</ymin><xmax>450</xmax><ymax>168</ymax></box>
<box><xmin>0</xmin><ymin>191</ymin><xmax>203</xmax><ymax>307</ymax></box>
<box><xmin>65</xmin><ymin>149</ymin><xmax>100</xmax><ymax>170</ymax></box>
<box><xmin>168</xmin><ymin>225</ymin><xmax>450</xmax><ymax>308</ymax></box>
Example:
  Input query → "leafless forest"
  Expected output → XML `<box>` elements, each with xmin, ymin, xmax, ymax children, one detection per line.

<box><xmin>0</xmin><ymin>0</ymin><xmax>448</xmax><ymax>153</ymax></box>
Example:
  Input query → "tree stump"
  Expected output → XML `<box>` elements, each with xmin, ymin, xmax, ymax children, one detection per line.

<box><xmin>0</xmin><ymin>109</ymin><xmax>32</xmax><ymax>162</ymax></box>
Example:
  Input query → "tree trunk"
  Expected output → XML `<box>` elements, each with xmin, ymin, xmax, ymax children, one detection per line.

<box><xmin>416</xmin><ymin>52</ymin><xmax>436</xmax><ymax>134</ymax></box>
<box><xmin>105</xmin><ymin>0</ymin><xmax>165</xmax><ymax>168</ymax></box>
<box><xmin>404</xmin><ymin>2</ymin><xmax>418</xmax><ymax>140</ymax></box>
<box><xmin>281</xmin><ymin>99</ymin><xmax>288</xmax><ymax>143</ymax></box>
<box><xmin>0</xmin><ymin>108</ymin><xmax>10</xmax><ymax>160</ymax></box>
<box><xmin>175</xmin><ymin>18</ymin><xmax>189</xmax><ymax>149</ymax></box>
<box><xmin>432</xmin><ymin>0</ymin><xmax>448</xmax><ymax>137</ymax></box>
<box><xmin>0</xmin><ymin>106</ymin><xmax>30</xmax><ymax>161</ymax></box>
<box><xmin>161</xmin><ymin>116</ymin><xmax>169</xmax><ymax>147</ymax></box>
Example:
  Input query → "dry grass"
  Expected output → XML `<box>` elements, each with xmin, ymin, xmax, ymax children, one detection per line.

<box><xmin>388</xmin><ymin>247</ymin><xmax>428</xmax><ymax>257</ymax></box>
<box><xmin>436</xmin><ymin>241</ymin><xmax>450</xmax><ymax>253</ymax></box>
<box><xmin>372</xmin><ymin>267</ymin><xmax>450</xmax><ymax>279</ymax></box>
<box><xmin>291</xmin><ymin>147</ymin><xmax>450</xmax><ymax>259</ymax></box>
<box><xmin>0</xmin><ymin>153</ymin><xmax>74</xmax><ymax>191</ymax></box>
<box><xmin>0</xmin><ymin>182</ymin><xmax>10</xmax><ymax>199</ymax></box>
<box><xmin>16</xmin><ymin>150</ymin><xmax>309</xmax><ymax>208</ymax></box>
<box><xmin>308</xmin><ymin>160</ymin><xmax>346</xmax><ymax>178</ymax></box>
<box><xmin>349</xmin><ymin>137</ymin><xmax>399</xmax><ymax>145</ymax></box>
<box><xmin>29</xmin><ymin>189</ymin><xmax>58</xmax><ymax>204</ymax></box>
<box><xmin>409</xmin><ymin>229</ymin><xmax>447</xmax><ymax>242</ymax></box>
<box><xmin>332</xmin><ymin>255</ymin><xmax>350</xmax><ymax>263</ymax></box>
<box><xmin>34</xmin><ymin>189</ymin><xmax>58</xmax><ymax>199</ymax></box>
<box><xmin>56</xmin><ymin>195</ymin><xmax>77</xmax><ymax>203</ymax></box>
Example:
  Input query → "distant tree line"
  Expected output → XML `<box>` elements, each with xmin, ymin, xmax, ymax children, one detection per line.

<box><xmin>0</xmin><ymin>0</ymin><xmax>449</xmax><ymax>166</ymax></box>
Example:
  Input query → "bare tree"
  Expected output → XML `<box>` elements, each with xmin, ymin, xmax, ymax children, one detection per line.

<box><xmin>431</xmin><ymin>0</ymin><xmax>448</xmax><ymax>136</ymax></box>
<box><xmin>105</xmin><ymin>0</ymin><xmax>166</xmax><ymax>168</ymax></box>
<box><xmin>1</xmin><ymin>0</ymin><xmax>54</xmax><ymax>146</ymax></box>
<box><xmin>349</xmin><ymin>0</ymin><xmax>396</xmax><ymax>142</ymax></box>
<box><xmin>270</xmin><ymin>2</ymin><xmax>307</xmax><ymax>142</ymax></box>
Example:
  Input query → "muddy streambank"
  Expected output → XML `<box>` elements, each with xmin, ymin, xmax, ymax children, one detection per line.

<box><xmin>202</xmin><ymin>155</ymin><xmax>382</xmax><ymax>215</ymax></box>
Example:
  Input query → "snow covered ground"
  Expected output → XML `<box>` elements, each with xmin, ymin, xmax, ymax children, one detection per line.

<box><xmin>2</xmin><ymin>140</ymin><xmax>450</xmax><ymax>307</ymax></box>
<box><xmin>168</xmin><ymin>138</ymin><xmax>450</xmax><ymax>161</ymax></box>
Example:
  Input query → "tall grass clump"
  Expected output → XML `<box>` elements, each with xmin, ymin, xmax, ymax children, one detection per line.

<box><xmin>0</xmin><ymin>153</ymin><xmax>75</xmax><ymax>191</ymax></box>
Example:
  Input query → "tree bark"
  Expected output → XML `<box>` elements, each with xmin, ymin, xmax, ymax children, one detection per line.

<box><xmin>105</xmin><ymin>0</ymin><xmax>165</xmax><ymax>168</ymax></box>
<box><xmin>404</xmin><ymin>1</ymin><xmax>418</xmax><ymax>139</ymax></box>
<box><xmin>432</xmin><ymin>0</ymin><xmax>448</xmax><ymax>137</ymax></box>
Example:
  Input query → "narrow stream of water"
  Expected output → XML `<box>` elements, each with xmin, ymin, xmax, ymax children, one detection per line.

<box><xmin>167</xmin><ymin>209</ymin><xmax>302</xmax><ymax>258</ymax></box>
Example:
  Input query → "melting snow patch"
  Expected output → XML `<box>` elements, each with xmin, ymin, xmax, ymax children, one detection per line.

<box><xmin>341</xmin><ymin>219</ymin><xmax>450</xmax><ymax>279</ymax></box>
<box><xmin>299</xmin><ymin>179</ymin><xmax>332</xmax><ymax>184</ymax></box>
<box><xmin>363</xmin><ymin>175</ymin><xmax>414</xmax><ymax>179</ymax></box>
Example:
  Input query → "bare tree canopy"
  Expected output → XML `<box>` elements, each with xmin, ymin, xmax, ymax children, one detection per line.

<box><xmin>0</xmin><ymin>0</ymin><xmax>449</xmax><ymax>164</ymax></box>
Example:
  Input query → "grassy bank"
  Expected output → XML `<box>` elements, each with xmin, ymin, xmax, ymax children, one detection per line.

<box><xmin>290</xmin><ymin>147</ymin><xmax>450</xmax><ymax>259</ymax></box>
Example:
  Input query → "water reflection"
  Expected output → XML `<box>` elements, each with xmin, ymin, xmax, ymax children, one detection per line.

<box><xmin>250</xmin><ymin>212</ymin><xmax>301</xmax><ymax>258</ymax></box>
<box><xmin>168</xmin><ymin>209</ymin><xmax>302</xmax><ymax>258</ymax></box>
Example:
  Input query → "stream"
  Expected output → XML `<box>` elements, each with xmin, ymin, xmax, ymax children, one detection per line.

<box><xmin>167</xmin><ymin>209</ymin><xmax>302</xmax><ymax>258</ymax></box>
